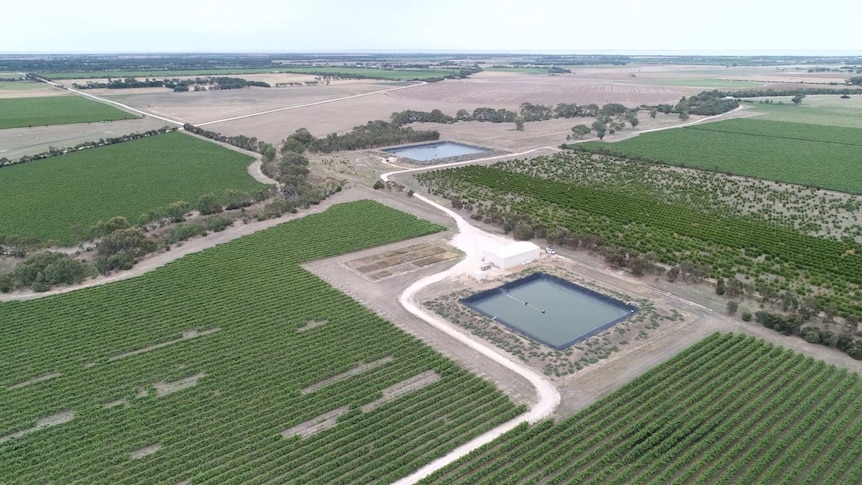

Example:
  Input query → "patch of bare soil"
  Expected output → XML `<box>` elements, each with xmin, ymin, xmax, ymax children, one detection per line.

<box><xmin>152</xmin><ymin>372</ymin><xmax>206</xmax><ymax>397</ymax></box>
<box><xmin>0</xmin><ymin>410</ymin><xmax>76</xmax><ymax>444</ymax></box>
<box><xmin>108</xmin><ymin>328</ymin><xmax>220</xmax><ymax>362</ymax></box>
<box><xmin>130</xmin><ymin>443</ymin><xmax>162</xmax><ymax>460</ymax></box>
<box><xmin>361</xmin><ymin>370</ymin><xmax>441</xmax><ymax>413</ymax></box>
<box><xmin>298</xmin><ymin>319</ymin><xmax>328</xmax><ymax>332</ymax></box>
<box><xmin>344</xmin><ymin>242</ymin><xmax>458</xmax><ymax>281</ymax></box>
<box><xmin>301</xmin><ymin>356</ymin><xmax>393</xmax><ymax>395</ymax></box>
<box><xmin>281</xmin><ymin>406</ymin><xmax>349</xmax><ymax>439</ymax></box>
<box><xmin>7</xmin><ymin>372</ymin><xmax>62</xmax><ymax>390</ymax></box>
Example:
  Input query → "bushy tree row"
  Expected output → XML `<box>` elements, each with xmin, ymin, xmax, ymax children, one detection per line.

<box><xmin>281</xmin><ymin>122</ymin><xmax>439</xmax><ymax>153</ymax></box>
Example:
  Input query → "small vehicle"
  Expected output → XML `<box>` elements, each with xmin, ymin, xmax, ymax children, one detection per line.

<box><xmin>545</xmin><ymin>247</ymin><xmax>556</xmax><ymax>255</ymax></box>
<box><xmin>481</xmin><ymin>263</ymin><xmax>492</xmax><ymax>271</ymax></box>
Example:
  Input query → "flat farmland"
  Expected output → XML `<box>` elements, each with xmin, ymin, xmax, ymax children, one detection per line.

<box><xmin>278</xmin><ymin>66</ymin><xmax>458</xmax><ymax>80</ymax></box>
<box><xmin>392</xmin><ymin>72</ymin><xmax>699</xmax><ymax>107</ymax></box>
<box><xmin>580</xmin><ymin>118</ymin><xmax>862</xmax><ymax>193</ymax></box>
<box><xmin>0</xmin><ymin>201</ymin><xmax>520</xmax><ymax>483</ymax></box>
<box><xmin>0</xmin><ymin>96</ymin><xmax>137</xmax><ymax>129</ymax></box>
<box><xmin>108</xmin><ymin>81</ymin><xmax>403</xmax><ymax>125</ymax></box>
<box><xmin>749</xmin><ymin>94</ymin><xmax>862</xmax><ymax>128</ymax></box>
<box><xmin>0</xmin><ymin>81</ymin><xmax>68</xmax><ymax>99</ymax></box>
<box><xmin>424</xmin><ymin>333</ymin><xmax>862</xmax><ymax>484</ymax></box>
<box><xmin>0</xmin><ymin>131</ymin><xmax>260</xmax><ymax>244</ymax></box>
<box><xmin>0</xmin><ymin>117</ymin><xmax>168</xmax><ymax>160</ymax></box>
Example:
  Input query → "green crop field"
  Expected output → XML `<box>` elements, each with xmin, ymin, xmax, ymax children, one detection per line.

<box><xmin>0</xmin><ymin>201</ymin><xmax>520</xmax><ymax>483</ymax></box>
<box><xmin>0</xmin><ymin>132</ymin><xmax>261</xmax><ymax>244</ymax></box>
<box><xmin>424</xmin><ymin>333</ymin><xmax>862</xmax><ymax>484</ymax></box>
<box><xmin>578</xmin><ymin>119</ymin><xmax>862</xmax><ymax>193</ymax></box>
<box><xmin>0</xmin><ymin>81</ymin><xmax>51</xmax><ymax>91</ymax></box>
<box><xmin>0</xmin><ymin>95</ymin><xmax>137</xmax><ymax>129</ymax></box>
<box><xmin>749</xmin><ymin>95</ymin><xmax>862</xmax><ymax>128</ymax></box>
<box><xmin>279</xmin><ymin>66</ymin><xmax>457</xmax><ymax>80</ymax></box>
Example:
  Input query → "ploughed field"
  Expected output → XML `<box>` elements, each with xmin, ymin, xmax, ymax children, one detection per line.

<box><xmin>423</xmin><ymin>333</ymin><xmax>862</xmax><ymax>484</ymax></box>
<box><xmin>0</xmin><ymin>95</ymin><xmax>137</xmax><ymax>129</ymax></box>
<box><xmin>0</xmin><ymin>131</ymin><xmax>261</xmax><ymax>245</ymax></box>
<box><xmin>578</xmin><ymin>119</ymin><xmax>862</xmax><ymax>194</ymax></box>
<box><xmin>0</xmin><ymin>201</ymin><xmax>521</xmax><ymax>483</ymax></box>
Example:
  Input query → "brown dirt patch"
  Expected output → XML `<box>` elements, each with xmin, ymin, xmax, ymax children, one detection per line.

<box><xmin>130</xmin><ymin>443</ymin><xmax>162</xmax><ymax>460</ymax></box>
<box><xmin>281</xmin><ymin>406</ymin><xmax>349</xmax><ymax>439</ymax></box>
<box><xmin>344</xmin><ymin>242</ymin><xmax>457</xmax><ymax>281</ymax></box>
<box><xmin>7</xmin><ymin>372</ymin><xmax>62</xmax><ymax>390</ymax></box>
<box><xmin>108</xmin><ymin>328</ymin><xmax>220</xmax><ymax>362</ymax></box>
<box><xmin>301</xmin><ymin>356</ymin><xmax>393</xmax><ymax>395</ymax></box>
<box><xmin>0</xmin><ymin>410</ymin><xmax>76</xmax><ymax>444</ymax></box>
<box><xmin>298</xmin><ymin>319</ymin><xmax>328</xmax><ymax>332</ymax></box>
<box><xmin>361</xmin><ymin>370</ymin><xmax>441</xmax><ymax>413</ymax></box>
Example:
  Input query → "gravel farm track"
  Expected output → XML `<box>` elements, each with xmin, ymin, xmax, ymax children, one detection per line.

<box><xmin>11</xmin><ymin>79</ymin><xmax>862</xmax><ymax>484</ymax></box>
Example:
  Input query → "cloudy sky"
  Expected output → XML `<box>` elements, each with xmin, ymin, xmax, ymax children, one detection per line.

<box><xmin>3</xmin><ymin>0</ymin><xmax>860</xmax><ymax>54</ymax></box>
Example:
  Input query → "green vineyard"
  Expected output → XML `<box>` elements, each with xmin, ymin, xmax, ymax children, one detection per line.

<box><xmin>417</xmin><ymin>160</ymin><xmax>862</xmax><ymax>317</ymax></box>
<box><xmin>577</xmin><ymin>119</ymin><xmax>862</xmax><ymax>194</ymax></box>
<box><xmin>0</xmin><ymin>201</ymin><xmax>521</xmax><ymax>483</ymax></box>
<box><xmin>0</xmin><ymin>131</ymin><xmax>262</xmax><ymax>244</ymax></box>
<box><xmin>423</xmin><ymin>333</ymin><xmax>862</xmax><ymax>484</ymax></box>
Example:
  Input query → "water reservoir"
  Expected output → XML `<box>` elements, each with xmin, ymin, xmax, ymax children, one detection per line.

<box><xmin>382</xmin><ymin>141</ymin><xmax>488</xmax><ymax>162</ymax></box>
<box><xmin>461</xmin><ymin>273</ymin><xmax>637</xmax><ymax>349</ymax></box>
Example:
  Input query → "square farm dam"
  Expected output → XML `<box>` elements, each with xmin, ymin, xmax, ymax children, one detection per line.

<box><xmin>461</xmin><ymin>273</ymin><xmax>637</xmax><ymax>349</ymax></box>
<box><xmin>383</xmin><ymin>141</ymin><xmax>488</xmax><ymax>162</ymax></box>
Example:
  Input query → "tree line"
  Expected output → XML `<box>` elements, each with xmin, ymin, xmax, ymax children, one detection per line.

<box><xmin>73</xmin><ymin>76</ymin><xmax>271</xmax><ymax>91</ymax></box>
<box><xmin>278</xmin><ymin>121</ymin><xmax>440</xmax><ymax>153</ymax></box>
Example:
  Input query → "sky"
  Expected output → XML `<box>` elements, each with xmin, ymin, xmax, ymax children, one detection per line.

<box><xmin>3</xmin><ymin>0</ymin><xmax>861</xmax><ymax>54</ymax></box>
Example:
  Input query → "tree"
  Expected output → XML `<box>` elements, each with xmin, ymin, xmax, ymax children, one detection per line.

<box><xmin>164</xmin><ymin>201</ymin><xmax>191</xmax><ymax>222</ymax></box>
<box><xmin>197</xmin><ymin>193</ymin><xmax>223</xmax><ymax>215</ymax></box>
<box><xmin>741</xmin><ymin>310</ymin><xmax>753</xmax><ymax>322</ymax></box>
<box><xmin>570</xmin><ymin>124</ymin><xmax>591</xmax><ymax>139</ymax></box>
<box><xmin>666</xmin><ymin>266</ymin><xmax>680</xmax><ymax>282</ymax></box>
<box><xmin>513</xmin><ymin>223</ymin><xmax>534</xmax><ymax>241</ymax></box>
<box><xmin>372</xmin><ymin>180</ymin><xmax>385</xmax><ymax>190</ymax></box>
<box><xmin>727</xmin><ymin>301</ymin><xmax>739</xmax><ymax>315</ymax></box>
<box><xmin>261</xmin><ymin>145</ymin><xmax>277</xmax><ymax>163</ymax></box>
<box><xmin>514</xmin><ymin>118</ymin><xmax>525</xmax><ymax>131</ymax></box>
<box><xmin>715</xmin><ymin>277</ymin><xmax>726</xmax><ymax>295</ymax></box>
<box><xmin>649</xmin><ymin>108</ymin><xmax>657</xmax><ymax>118</ymax></box>
<box><xmin>591</xmin><ymin>120</ymin><xmax>607</xmax><ymax>140</ymax></box>
<box><xmin>791</xmin><ymin>94</ymin><xmax>806</xmax><ymax>105</ymax></box>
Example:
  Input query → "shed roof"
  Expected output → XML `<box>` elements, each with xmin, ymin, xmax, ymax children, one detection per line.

<box><xmin>488</xmin><ymin>241</ymin><xmax>541</xmax><ymax>259</ymax></box>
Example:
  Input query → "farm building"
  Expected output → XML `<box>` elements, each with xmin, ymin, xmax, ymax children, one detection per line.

<box><xmin>484</xmin><ymin>241</ymin><xmax>542</xmax><ymax>270</ymax></box>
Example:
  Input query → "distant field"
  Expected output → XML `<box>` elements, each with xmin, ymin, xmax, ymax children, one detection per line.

<box><xmin>749</xmin><ymin>95</ymin><xmax>862</xmax><ymax>128</ymax></box>
<box><xmin>483</xmin><ymin>67</ymin><xmax>550</xmax><ymax>74</ymax></box>
<box><xmin>621</xmin><ymin>78</ymin><xmax>764</xmax><ymax>88</ymax></box>
<box><xmin>579</xmin><ymin>119</ymin><xmax>862</xmax><ymax>193</ymax></box>
<box><xmin>0</xmin><ymin>201</ymin><xmax>519</xmax><ymax>483</ymax></box>
<box><xmin>0</xmin><ymin>132</ymin><xmax>260</xmax><ymax>244</ymax></box>
<box><xmin>425</xmin><ymin>333</ymin><xmax>862</xmax><ymax>484</ymax></box>
<box><xmin>0</xmin><ymin>81</ymin><xmax>47</xmax><ymax>91</ymax></box>
<box><xmin>38</xmin><ymin>69</ymin><xmax>279</xmax><ymax>80</ymax></box>
<box><xmin>279</xmin><ymin>66</ymin><xmax>456</xmax><ymax>80</ymax></box>
<box><xmin>0</xmin><ymin>96</ymin><xmax>137</xmax><ymax>129</ymax></box>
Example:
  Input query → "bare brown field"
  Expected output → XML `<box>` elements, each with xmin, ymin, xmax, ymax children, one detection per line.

<box><xmin>0</xmin><ymin>117</ymin><xmax>168</xmax><ymax>159</ymax></box>
<box><xmin>392</xmin><ymin>73</ymin><xmax>696</xmax><ymax>108</ymax></box>
<box><xmin>107</xmin><ymin>81</ymin><xmax>402</xmax><ymax>125</ymax></box>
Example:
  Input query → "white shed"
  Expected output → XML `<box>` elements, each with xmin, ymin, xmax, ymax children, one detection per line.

<box><xmin>484</xmin><ymin>241</ymin><xmax>542</xmax><ymax>270</ymax></box>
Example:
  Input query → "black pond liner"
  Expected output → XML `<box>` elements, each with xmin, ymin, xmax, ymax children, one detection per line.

<box><xmin>460</xmin><ymin>272</ymin><xmax>639</xmax><ymax>350</ymax></box>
